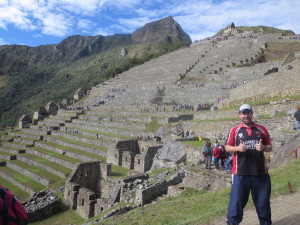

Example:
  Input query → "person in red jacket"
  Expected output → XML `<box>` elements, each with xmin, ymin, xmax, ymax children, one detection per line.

<box><xmin>213</xmin><ymin>143</ymin><xmax>222</xmax><ymax>170</ymax></box>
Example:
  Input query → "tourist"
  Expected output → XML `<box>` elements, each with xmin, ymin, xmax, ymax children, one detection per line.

<box><xmin>220</xmin><ymin>144</ymin><xmax>226</xmax><ymax>168</ymax></box>
<box><xmin>213</xmin><ymin>143</ymin><xmax>222</xmax><ymax>170</ymax></box>
<box><xmin>225</xmin><ymin>104</ymin><xmax>272</xmax><ymax>225</ymax></box>
<box><xmin>224</xmin><ymin>151</ymin><xmax>233</xmax><ymax>173</ymax></box>
<box><xmin>202</xmin><ymin>140</ymin><xmax>212</xmax><ymax>169</ymax></box>
<box><xmin>294</xmin><ymin>106</ymin><xmax>300</xmax><ymax>132</ymax></box>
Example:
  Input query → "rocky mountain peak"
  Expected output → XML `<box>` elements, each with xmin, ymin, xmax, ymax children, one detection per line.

<box><xmin>131</xmin><ymin>16</ymin><xmax>192</xmax><ymax>44</ymax></box>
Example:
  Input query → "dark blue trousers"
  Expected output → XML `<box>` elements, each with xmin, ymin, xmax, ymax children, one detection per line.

<box><xmin>226</xmin><ymin>174</ymin><xmax>272</xmax><ymax>225</ymax></box>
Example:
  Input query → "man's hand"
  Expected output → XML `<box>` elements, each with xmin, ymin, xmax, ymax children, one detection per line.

<box><xmin>255</xmin><ymin>139</ymin><xmax>265</xmax><ymax>151</ymax></box>
<box><xmin>237</xmin><ymin>140</ymin><xmax>247</xmax><ymax>152</ymax></box>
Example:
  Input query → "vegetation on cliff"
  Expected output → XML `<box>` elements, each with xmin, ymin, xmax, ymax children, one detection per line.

<box><xmin>0</xmin><ymin>17</ymin><xmax>191</xmax><ymax>127</ymax></box>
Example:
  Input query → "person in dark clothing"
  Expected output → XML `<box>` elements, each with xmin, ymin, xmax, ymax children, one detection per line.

<box><xmin>225</xmin><ymin>104</ymin><xmax>272</xmax><ymax>225</ymax></box>
<box><xmin>294</xmin><ymin>106</ymin><xmax>300</xmax><ymax>132</ymax></box>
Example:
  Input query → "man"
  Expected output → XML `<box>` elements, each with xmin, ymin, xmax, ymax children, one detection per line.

<box><xmin>213</xmin><ymin>143</ymin><xmax>222</xmax><ymax>171</ymax></box>
<box><xmin>225</xmin><ymin>104</ymin><xmax>272</xmax><ymax>225</ymax></box>
<box><xmin>203</xmin><ymin>140</ymin><xmax>212</xmax><ymax>169</ymax></box>
<box><xmin>294</xmin><ymin>106</ymin><xmax>300</xmax><ymax>132</ymax></box>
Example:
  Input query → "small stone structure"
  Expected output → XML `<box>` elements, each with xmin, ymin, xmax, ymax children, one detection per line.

<box><xmin>64</xmin><ymin>161</ymin><xmax>112</xmax><ymax>219</ymax></box>
<box><xmin>107</xmin><ymin>139</ymin><xmax>163</xmax><ymax>172</ymax></box>
<box><xmin>224</xmin><ymin>22</ymin><xmax>235</xmax><ymax>33</ymax></box>
<box><xmin>32</xmin><ymin>106</ymin><xmax>48</xmax><ymax>123</ymax></box>
<box><xmin>18</xmin><ymin>114</ymin><xmax>32</xmax><ymax>129</ymax></box>
<box><xmin>45</xmin><ymin>101</ymin><xmax>58</xmax><ymax>115</ymax></box>
<box><xmin>24</xmin><ymin>190</ymin><xmax>61</xmax><ymax>223</ymax></box>
<box><xmin>74</xmin><ymin>88</ymin><xmax>86</xmax><ymax>101</ymax></box>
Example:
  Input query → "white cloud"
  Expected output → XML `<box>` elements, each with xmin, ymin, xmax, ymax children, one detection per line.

<box><xmin>1</xmin><ymin>0</ymin><xmax>300</xmax><ymax>46</ymax></box>
<box><xmin>0</xmin><ymin>6</ymin><xmax>36</xmax><ymax>30</ymax></box>
<box><xmin>119</xmin><ymin>17</ymin><xmax>151</xmax><ymax>30</ymax></box>
<box><xmin>41</xmin><ymin>12</ymin><xmax>71</xmax><ymax>36</ymax></box>
<box><xmin>0</xmin><ymin>37</ymin><xmax>9</xmax><ymax>45</ymax></box>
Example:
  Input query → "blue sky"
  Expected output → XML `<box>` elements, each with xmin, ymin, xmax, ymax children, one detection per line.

<box><xmin>1</xmin><ymin>0</ymin><xmax>300</xmax><ymax>47</ymax></box>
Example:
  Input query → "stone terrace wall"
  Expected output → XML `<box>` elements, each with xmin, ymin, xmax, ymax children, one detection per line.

<box><xmin>226</xmin><ymin>58</ymin><xmax>300</xmax><ymax>104</ymax></box>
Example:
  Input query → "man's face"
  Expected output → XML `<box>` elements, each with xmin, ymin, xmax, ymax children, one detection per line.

<box><xmin>239</xmin><ymin>109</ymin><xmax>253</xmax><ymax>125</ymax></box>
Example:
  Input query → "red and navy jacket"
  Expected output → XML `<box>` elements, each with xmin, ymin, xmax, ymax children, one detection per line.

<box><xmin>226</xmin><ymin>122</ymin><xmax>272</xmax><ymax>175</ymax></box>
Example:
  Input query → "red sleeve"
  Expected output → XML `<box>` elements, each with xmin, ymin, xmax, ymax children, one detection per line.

<box><xmin>227</xmin><ymin>126</ymin><xmax>237</xmax><ymax>146</ymax></box>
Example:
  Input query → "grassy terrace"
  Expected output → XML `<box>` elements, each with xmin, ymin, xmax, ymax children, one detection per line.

<box><xmin>73</xmin><ymin>123</ymin><xmax>144</xmax><ymax>132</ymax></box>
<box><xmin>9</xmin><ymin>160</ymin><xmax>64</xmax><ymax>189</ymax></box>
<box><xmin>0</xmin><ymin>166</ymin><xmax>46</xmax><ymax>192</ymax></box>
<box><xmin>52</xmin><ymin>135</ymin><xmax>109</xmax><ymax>151</ymax></box>
<box><xmin>0</xmin><ymin>177</ymin><xmax>30</xmax><ymax>202</ymax></box>
<box><xmin>0</xmin><ymin>145</ymin><xmax>25</xmax><ymax>151</ymax></box>
<box><xmin>0</xmin><ymin>150</ymin><xmax>15</xmax><ymax>156</ymax></box>
<box><xmin>27</xmin><ymin>146</ymin><xmax>82</xmax><ymax>164</ymax></box>
<box><xmin>37</xmin><ymin>141</ymin><xmax>107</xmax><ymax>161</ymax></box>
<box><xmin>65</xmin><ymin>127</ymin><xmax>132</xmax><ymax>139</ymax></box>
<box><xmin>22</xmin><ymin>153</ymin><xmax>72</xmax><ymax>176</ymax></box>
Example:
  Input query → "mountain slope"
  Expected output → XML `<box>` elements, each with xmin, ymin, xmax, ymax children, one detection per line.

<box><xmin>0</xmin><ymin>16</ymin><xmax>191</xmax><ymax>127</ymax></box>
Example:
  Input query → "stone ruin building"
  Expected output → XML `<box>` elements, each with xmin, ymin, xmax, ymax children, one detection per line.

<box><xmin>73</xmin><ymin>87</ymin><xmax>86</xmax><ymax>101</ymax></box>
<box><xmin>45</xmin><ymin>101</ymin><xmax>58</xmax><ymax>115</ymax></box>
<box><xmin>18</xmin><ymin>114</ymin><xmax>32</xmax><ymax>129</ymax></box>
<box><xmin>107</xmin><ymin>139</ymin><xmax>164</xmax><ymax>173</ymax></box>
<box><xmin>224</xmin><ymin>22</ymin><xmax>235</xmax><ymax>33</ymax></box>
<box><xmin>64</xmin><ymin>161</ymin><xmax>112</xmax><ymax>219</ymax></box>
<box><xmin>32</xmin><ymin>106</ymin><xmax>49</xmax><ymax>123</ymax></box>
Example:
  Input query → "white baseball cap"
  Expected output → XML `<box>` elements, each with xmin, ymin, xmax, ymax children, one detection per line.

<box><xmin>239</xmin><ymin>104</ymin><xmax>252</xmax><ymax>113</ymax></box>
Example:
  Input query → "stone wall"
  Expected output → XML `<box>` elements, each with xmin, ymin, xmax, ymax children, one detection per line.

<box><xmin>24</xmin><ymin>190</ymin><xmax>61</xmax><ymax>223</ymax></box>
<box><xmin>25</xmin><ymin>147</ymin><xmax>75</xmax><ymax>169</ymax></box>
<box><xmin>184</xmin><ymin>170</ymin><xmax>232</xmax><ymax>191</ymax></box>
<box><xmin>135</xmin><ymin>170</ymin><xmax>185</xmax><ymax>206</ymax></box>
<box><xmin>44</xmin><ymin>135</ymin><xmax>107</xmax><ymax>156</ymax></box>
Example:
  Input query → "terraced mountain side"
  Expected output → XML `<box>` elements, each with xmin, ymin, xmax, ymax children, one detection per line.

<box><xmin>1</xmin><ymin>30</ymin><xmax>300</xmax><ymax>223</ymax></box>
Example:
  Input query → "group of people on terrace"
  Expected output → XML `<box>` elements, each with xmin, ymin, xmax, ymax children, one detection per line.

<box><xmin>202</xmin><ymin>139</ymin><xmax>233</xmax><ymax>173</ymax></box>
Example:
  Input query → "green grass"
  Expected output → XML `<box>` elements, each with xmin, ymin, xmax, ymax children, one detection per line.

<box><xmin>0</xmin><ymin>75</ymin><xmax>8</xmax><ymax>87</ymax></box>
<box><xmin>18</xmin><ymin>158</ymin><xmax>300</xmax><ymax>225</ymax></box>
<box><xmin>1</xmin><ymin>166</ymin><xmax>46</xmax><ymax>192</ymax></box>
<box><xmin>145</xmin><ymin>117</ymin><xmax>163</xmax><ymax>132</ymax></box>
<box><xmin>28</xmin><ymin>146</ymin><xmax>82</xmax><ymax>164</ymax></box>
<box><xmin>53</xmin><ymin>136</ymin><xmax>108</xmax><ymax>151</ymax></box>
<box><xmin>111</xmin><ymin>165</ymin><xmax>132</xmax><ymax>178</ymax></box>
<box><xmin>10</xmin><ymin>160</ymin><xmax>64</xmax><ymax>189</ymax></box>
<box><xmin>22</xmin><ymin>153</ymin><xmax>72</xmax><ymax>176</ymax></box>
<box><xmin>67</xmin><ymin>127</ymin><xmax>132</xmax><ymax>139</ymax></box>
<box><xmin>95</xmin><ymin>159</ymin><xmax>300</xmax><ymax>225</ymax></box>
<box><xmin>29</xmin><ymin>204</ymin><xmax>85</xmax><ymax>225</ymax></box>
<box><xmin>0</xmin><ymin>150</ymin><xmax>15</xmax><ymax>156</ymax></box>
<box><xmin>181</xmin><ymin>139</ymin><xmax>204</xmax><ymax>148</ymax></box>
<box><xmin>149</xmin><ymin>168</ymin><xmax>169</xmax><ymax>176</ymax></box>
<box><xmin>37</xmin><ymin>141</ymin><xmax>107</xmax><ymax>161</ymax></box>
<box><xmin>221</xmin><ymin>94</ymin><xmax>300</xmax><ymax>112</ymax></box>
<box><xmin>0</xmin><ymin>177</ymin><xmax>30</xmax><ymax>202</ymax></box>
